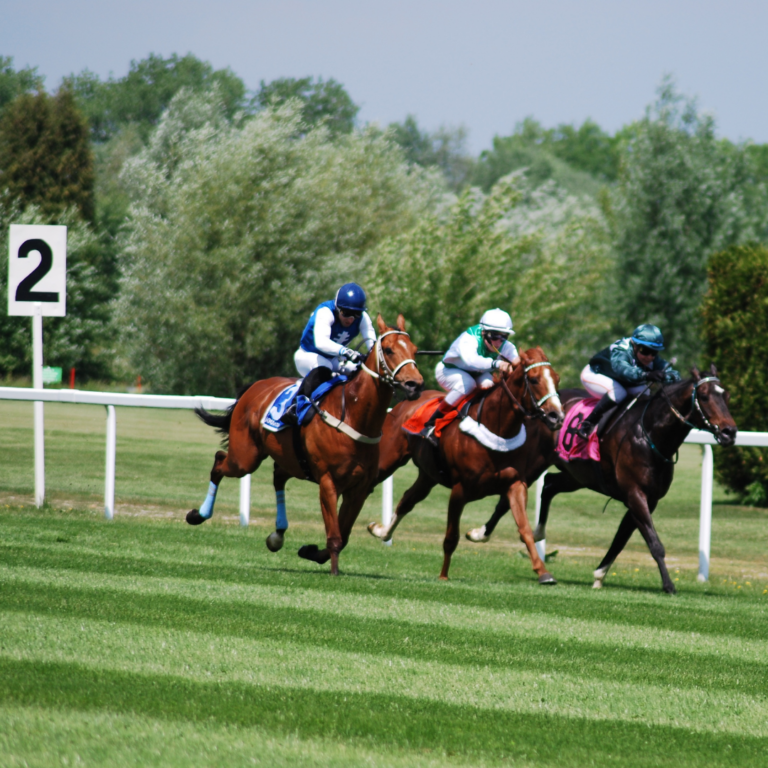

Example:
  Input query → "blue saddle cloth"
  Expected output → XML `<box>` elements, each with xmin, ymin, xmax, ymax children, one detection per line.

<box><xmin>262</xmin><ymin>376</ymin><xmax>348</xmax><ymax>432</ymax></box>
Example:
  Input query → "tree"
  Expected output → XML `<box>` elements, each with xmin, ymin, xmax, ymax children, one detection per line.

<box><xmin>389</xmin><ymin>115</ymin><xmax>474</xmax><ymax>191</ymax></box>
<box><xmin>0</xmin><ymin>56</ymin><xmax>43</xmax><ymax>114</ymax></box>
<box><xmin>368</xmin><ymin>174</ymin><xmax>613</xmax><ymax>388</ymax></box>
<box><xmin>701</xmin><ymin>244</ymin><xmax>768</xmax><ymax>503</ymax></box>
<box><xmin>66</xmin><ymin>53</ymin><xmax>247</xmax><ymax>142</ymax></box>
<box><xmin>609</xmin><ymin>79</ymin><xmax>768</xmax><ymax>368</ymax></box>
<box><xmin>115</xmin><ymin>92</ymin><xmax>435</xmax><ymax>395</ymax></box>
<box><xmin>0</xmin><ymin>87</ymin><xmax>94</xmax><ymax>222</ymax></box>
<box><xmin>254</xmin><ymin>76</ymin><xmax>358</xmax><ymax>136</ymax></box>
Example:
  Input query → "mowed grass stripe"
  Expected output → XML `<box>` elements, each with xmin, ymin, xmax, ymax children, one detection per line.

<box><xmin>3</xmin><ymin>561</ymin><xmax>768</xmax><ymax>668</ymax></box>
<box><xmin>3</xmin><ymin>526</ymin><xmax>768</xmax><ymax>642</ymax></box>
<box><xmin>3</xmin><ymin>611</ymin><xmax>768</xmax><ymax>740</ymax></box>
<box><xmin>0</xmin><ymin>705</ymin><xmax>475</xmax><ymax>768</ymax></box>
<box><xmin>2</xmin><ymin>657</ymin><xmax>768</xmax><ymax>768</ymax></box>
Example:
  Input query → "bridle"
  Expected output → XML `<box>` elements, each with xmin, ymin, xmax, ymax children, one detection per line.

<box><xmin>639</xmin><ymin>376</ymin><xmax>724</xmax><ymax>463</ymax></box>
<box><xmin>361</xmin><ymin>330</ymin><xmax>418</xmax><ymax>392</ymax></box>
<box><xmin>500</xmin><ymin>360</ymin><xmax>559</xmax><ymax>421</ymax></box>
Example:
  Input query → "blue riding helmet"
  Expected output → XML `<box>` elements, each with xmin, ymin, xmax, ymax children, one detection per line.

<box><xmin>631</xmin><ymin>323</ymin><xmax>665</xmax><ymax>350</ymax></box>
<box><xmin>335</xmin><ymin>283</ymin><xmax>367</xmax><ymax>313</ymax></box>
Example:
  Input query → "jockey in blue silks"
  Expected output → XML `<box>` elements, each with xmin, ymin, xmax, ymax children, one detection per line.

<box><xmin>294</xmin><ymin>283</ymin><xmax>376</xmax><ymax>377</ymax></box>
<box><xmin>576</xmin><ymin>323</ymin><xmax>681</xmax><ymax>439</ymax></box>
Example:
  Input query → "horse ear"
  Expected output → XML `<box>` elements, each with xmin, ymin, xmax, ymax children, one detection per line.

<box><xmin>396</xmin><ymin>313</ymin><xmax>406</xmax><ymax>332</ymax></box>
<box><xmin>691</xmin><ymin>366</ymin><xmax>701</xmax><ymax>381</ymax></box>
<box><xmin>376</xmin><ymin>313</ymin><xmax>387</xmax><ymax>334</ymax></box>
<box><xmin>710</xmin><ymin>363</ymin><xmax>718</xmax><ymax>377</ymax></box>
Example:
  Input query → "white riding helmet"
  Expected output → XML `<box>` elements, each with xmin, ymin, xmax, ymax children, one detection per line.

<box><xmin>479</xmin><ymin>308</ymin><xmax>514</xmax><ymax>335</ymax></box>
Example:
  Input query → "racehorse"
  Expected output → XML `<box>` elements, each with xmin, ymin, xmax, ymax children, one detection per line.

<box><xmin>466</xmin><ymin>366</ymin><xmax>737</xmax><ymax>593</ymax></box>
<box><xmin>187</xmin><ymin>314</ymin><xmax>423</xmax><ymax>575</ymax></box>
<box><xmin>368</xmin><ymin>348</ymin><xmax>564</xmax><ymax>582</ymax></box>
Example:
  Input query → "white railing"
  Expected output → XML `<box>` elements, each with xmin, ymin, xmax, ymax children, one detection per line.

<box><xmin>1</xmin><ymin>385</ymin><xmax>766</xmax><ymax>583</ymax></box>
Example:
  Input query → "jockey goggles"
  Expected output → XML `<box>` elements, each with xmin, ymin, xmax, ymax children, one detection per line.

<box><xmin>486</xmin><ymin>332</ymin><xmax>509</xmax><ymax>342</ymax></box>
<box><xmin>339</xmin><ymin>308</ymin><xmax>362</xmax><ymax>319</ymax></box>
<box><xmin>636</xmin><ymin>345</ymin><xmax>659</xmax><ymax>357</ymax></box>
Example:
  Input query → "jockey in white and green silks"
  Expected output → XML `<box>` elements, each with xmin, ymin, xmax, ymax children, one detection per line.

<box><xmin>420</xmin><ymin>309</ymin><xmax>520</xmax><ymax>444</ymax></box>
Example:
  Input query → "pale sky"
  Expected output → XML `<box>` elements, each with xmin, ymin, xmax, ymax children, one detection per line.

<box><xmin>3</xmin><ymin>0</ymin><xmax>767</xmax><ymax>153</ymax></box>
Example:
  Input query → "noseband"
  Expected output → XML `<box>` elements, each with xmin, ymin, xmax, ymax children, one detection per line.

<box><xmin>501</xmin><ymin>361</ymin><xmax>558</xmax><ymax>421</ymax></box>
<box><xmin>361</xmin><ymin>330</ymin><xmax>417</xmax><ymax>392</ymax></box>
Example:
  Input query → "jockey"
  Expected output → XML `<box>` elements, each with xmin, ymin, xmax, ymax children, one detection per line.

<box><xmin>294</xmin><ymin>283</ymin><xmax>376</xmax><ymax>377</ymax></box>
<box><xmin>576</xmin><ymin>323</ymin><xmax>681</xmax><ymax>439</ymax></box>
<box><xmin>420</xmin><ymin>308</ymin><xmax>520</xmax><ymax>445</ymax></box>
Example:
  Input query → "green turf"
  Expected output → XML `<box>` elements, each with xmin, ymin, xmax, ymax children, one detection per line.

<box><xmin>1</xmin><ymin>401</ymin><xmax>767</xmax><ymax>766</ymax></box>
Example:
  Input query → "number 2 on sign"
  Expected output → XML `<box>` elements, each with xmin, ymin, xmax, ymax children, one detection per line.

<box><xmin>15</xmin><ymin>239</ymin><xmax>59</xmax><ymax>302</ymax></box>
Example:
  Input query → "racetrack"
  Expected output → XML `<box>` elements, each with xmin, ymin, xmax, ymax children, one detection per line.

<box><xmin>1</xmin><ymin>402</ymin><xmax>767</xmax><ymax>766</ymax></box>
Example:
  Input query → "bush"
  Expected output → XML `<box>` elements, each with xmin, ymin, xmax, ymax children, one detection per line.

<box><xmin>701</xmin><ymin>243</ymin><xmax>768</xmax><ymax>502</ymax></box>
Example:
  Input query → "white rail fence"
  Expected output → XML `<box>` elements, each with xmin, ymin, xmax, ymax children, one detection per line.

<box><xmin>1</xmin><ymin>386</ymin><xmax>766</xmax><ymax>582</ymax></box>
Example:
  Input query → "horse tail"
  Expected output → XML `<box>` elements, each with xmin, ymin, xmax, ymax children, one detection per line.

<box><xmin>195</xmin><ymin>382</ymin><xmax>254</xmax><ymax>445</ymax></box>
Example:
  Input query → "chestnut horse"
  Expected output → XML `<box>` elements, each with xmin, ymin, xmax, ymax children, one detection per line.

<box><xmin>467</xmin><ymin>366</ymin><xmax>737</xmax><ymax>593</ymax></box>
<box><xmin>368</xmin><ymin>348</ymin><xmax>564</xmax><ymax>582</ymax></box>
<box><xmin>187</xmin><ymin>314</ymin><xmax>423</xmax><ymax>575</ymax></box>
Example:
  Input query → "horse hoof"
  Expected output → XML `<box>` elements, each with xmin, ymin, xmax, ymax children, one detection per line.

<box><xmin>186</xmin><ymin>509</ymin><xmax>207</xmax><ymax>525</ymax></box>
<box><xmin>538</xmin><ymin>572</ymin><xmax>557</xmax><ymax>585</ymax></box>
<box><xmin>367</xmin><ymin>522</ymin><xmax>382</xmax><ymax>538</ymax></box>
<box><xmin>664</xmin><ymin>584</ymin><xmax>678</xmax><ymax>595</ymax></box>
<box><xmin>592</xmin><ymin>580</ymin><xmax>603</xmax><ymax>589</ymax></box>
<box><xmin>298</xmin><ymin>544</ymin><xmax>319</xmax><ymax>561</ymax></box>
<box><xmin>465</xmin><ymin>526</ymin><xmax>489</xmax><ymax>543</ymax></box>
<box><xmin>266</xmin><ymin>531</ymin><xmax>284</xmax><ymax>552</ymax></box>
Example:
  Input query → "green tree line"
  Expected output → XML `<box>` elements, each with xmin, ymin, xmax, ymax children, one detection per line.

<box><xmin>2</xmin><ymin>54</ymin><xmax>768</xmax><ymax>497</ymax></box>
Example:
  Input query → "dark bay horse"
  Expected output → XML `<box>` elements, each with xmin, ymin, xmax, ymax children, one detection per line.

<box><xmin>467</xmin><ymin>366</ymin><xmax>737</xmax><ymax>593</ymax></box>
<box><xmin>187</xmin><ymin>314</ymin><xmax>423</xmax><ymax>575</ymax></box>
<box><xmin>368</xmin><ymin>348</ymin><xmax>564</xmax><ymax>582</ymax></box>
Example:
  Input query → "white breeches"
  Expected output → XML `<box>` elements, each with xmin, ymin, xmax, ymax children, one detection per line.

<box><xmin>435</xmin><ymin>362</ymin><xmax>495</xmax><ymax>407</ymax></box>
<box><xmin>580</xmin><ymin>364</ymin><xmax>646</xmax><ymax>403</ymax></box>
<box><xmin>294</xmin><ymin>348</ymin><xmax>342</xmax><ymax>377</ymax></box>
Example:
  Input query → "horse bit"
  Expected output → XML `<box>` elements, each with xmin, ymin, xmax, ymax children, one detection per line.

<box><xmin>360</xmin><ymin>330</ymin><xmax>417</xmax><ymax>392</ymax></box>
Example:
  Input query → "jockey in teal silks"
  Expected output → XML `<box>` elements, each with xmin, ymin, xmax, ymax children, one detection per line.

<box><xmin>576</xmin><ymin>323</ymin><xmax>681</xmax><ymax>439</ymax></box>
<box><xmin>294</xmin><ymin>283</ymin><xmax>376</xmax><ymax>377</ymax></box>
<box><xmin>420</xmin><ymin>309</ymin><xmax>520</xmax><ymax>446</ymax></box>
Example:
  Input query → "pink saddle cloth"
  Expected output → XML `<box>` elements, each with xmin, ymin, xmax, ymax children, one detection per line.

<box><xmin>556</xmin><ymin>398</ymin><xmax>601</xmax><ymax>463</ymax></box>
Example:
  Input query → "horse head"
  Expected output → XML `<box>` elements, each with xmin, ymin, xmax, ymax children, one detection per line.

<box><xmin>687</xmin><ymin>364</ymin><xmax>737</xmax><ymax>447</ymax></box>
<box><xmin>507</xmin><ymin>347</ymin><xmax>564</xmax><ymax>431</ymax></box>
<box><xmin>370</xmin><ymin>313</ymin><xmax>424</xmax><ymax>400</ymax></box>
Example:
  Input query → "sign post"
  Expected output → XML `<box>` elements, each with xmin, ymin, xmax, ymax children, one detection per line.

<box><xmin>7</xmin><ymin>225</ymin><xmax>67</xmax><ymax>508</ymax></box>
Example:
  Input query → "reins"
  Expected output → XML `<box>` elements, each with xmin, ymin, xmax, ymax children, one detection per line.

<box><xmin>360</xmin><ymin>330</ymin><xmax>417</xmax><ymax>393</ymax></box>
<box><xmin>500</xmin><ymin>360</ymin><xmax>558</xmax><ymax>422</ymax></box>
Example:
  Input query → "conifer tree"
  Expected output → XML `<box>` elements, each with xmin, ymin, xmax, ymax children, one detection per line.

<box><xmin>0</xmin><ymin>88</ymin><xmax>94</xmax><ymax>222</ymax></box>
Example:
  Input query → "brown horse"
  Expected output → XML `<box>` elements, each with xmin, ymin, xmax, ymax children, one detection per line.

<box><xmin>187</xmin><ymin>314</ymin><xmax>423</xmax><ymax>575</ymax></box>
<box><xmin>368</xmin><ymin>348</ymin><xmax>564</xmax><ymax>582</ymax></box>
<box><xmin>468</xmin><ymin>366</ymin><xmax>737</xmax><ymax>593</ymax></box>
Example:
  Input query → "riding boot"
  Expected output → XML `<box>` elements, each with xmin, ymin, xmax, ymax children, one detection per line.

<box><xmin>419</xmin><ymin>402</ymin><xmax>451</xmax><ymax>447</ymax></box>
<box><xmin>576</xmin><ymin>393</ymin><xmax>617</xmax><ymax>440</ymax></box>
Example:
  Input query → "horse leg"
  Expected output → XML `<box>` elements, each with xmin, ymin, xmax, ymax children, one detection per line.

<box><xmin>187</xmin><ymin>444</ymin><xmax>262</xmax><ymax>525</ymax></box>
<box><xmin>368</xmin><ymin>470</ymin><xmax>436</xmax><ymax>542</ymax></box>
<box><xmin>298</xmin><ymin>474</ymin><xmax>342</xmax><ymax>575</ymax></box>
<box><xmin>337</xmin><ymin>485</ymin><xmax>370</xmax><ymax>551</ymax></box>
<box><xmin>626</xmin><ymin>489</ymin><xmax>675</xmax><ymax>594</ymax></box>
<box><xmin>439</xmin><ymin>485</ymin><xmax>466</xmax><ymax>580</ymax></box>
<box><xmin>506</xmin><ymin>481</ymin><xmax>556</xmax><ymax>585</ymax></box>
<box><xmin>266</xmin><ymin>465</ymin><xmax>291</xmax><ymax>552</ymax></box>
<box><xmin>533</xmin><ymin>471</ymin><xmax>582</xmax><ymax>542</ymax></box>
<box><xmin>592</xmin><ymin>511</ymin><xmax>637</xmax><ymax>588</ymax></box>
<box><xmin>465</xmin><ymin>493</ymin><xmax>508</xmax><ymax>543</ymax></box>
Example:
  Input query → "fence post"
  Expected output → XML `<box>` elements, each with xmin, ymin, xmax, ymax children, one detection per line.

<box><xmin>698</xmin><ymin>444</ymin><xmax>713</xmax><ymax>582</ymax></box>
<box><xmin>381</xmin><ymin>475</ymin><xmax>393</xmax><ymax>546</ymax></box>
<box><xmin>534</xmin><ymin>471</ymin><xmax>546</xmax><ymax>561</ymax></box>
<box><xmin>33</xmin><ymin>303</ymin><xmax>45</xmax><ymax>508</ymax></box>
<box><xmin>104</xmin><ymin>405</ymin><xmax>116</xmax><ymax>520</ymax></box>
<box><xmin>239</xmin><ymin>475</ymin><xmax>250</xmax><ymax>527</ymax></box>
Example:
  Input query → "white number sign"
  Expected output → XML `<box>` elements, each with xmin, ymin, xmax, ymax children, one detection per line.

<box><xmin>8</xmin><ymin>224</ymin><xmax>67</xmax><ymax>317</ymax></box>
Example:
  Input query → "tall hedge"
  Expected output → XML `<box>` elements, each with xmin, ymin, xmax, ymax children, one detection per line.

<box><xmin>701</xmin><ymin>243</ymin><xmax>768</xmax><ymax>502</ymax></box>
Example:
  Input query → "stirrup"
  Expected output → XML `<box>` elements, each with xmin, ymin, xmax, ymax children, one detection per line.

<box><xmin>576</xmin><ymin>422</ymin><xmax>595</xmax><ymax>440</ymax></box>
<box><xmin>420</xmin><ymin>426</ymin><xmax>439</xmax><ymax>447</ymax></box>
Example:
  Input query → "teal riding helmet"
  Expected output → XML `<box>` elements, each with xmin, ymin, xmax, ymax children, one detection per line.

<box><xmin>631</xmin><ymin>323</ymin><xmax>665</xmax><ymax>350</ymax></box>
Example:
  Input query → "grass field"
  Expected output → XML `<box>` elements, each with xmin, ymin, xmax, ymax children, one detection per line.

<box><xmin>1</xmin><ymin>401</ymin><xmax>767</xmax><ymax>767</ymax></box>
